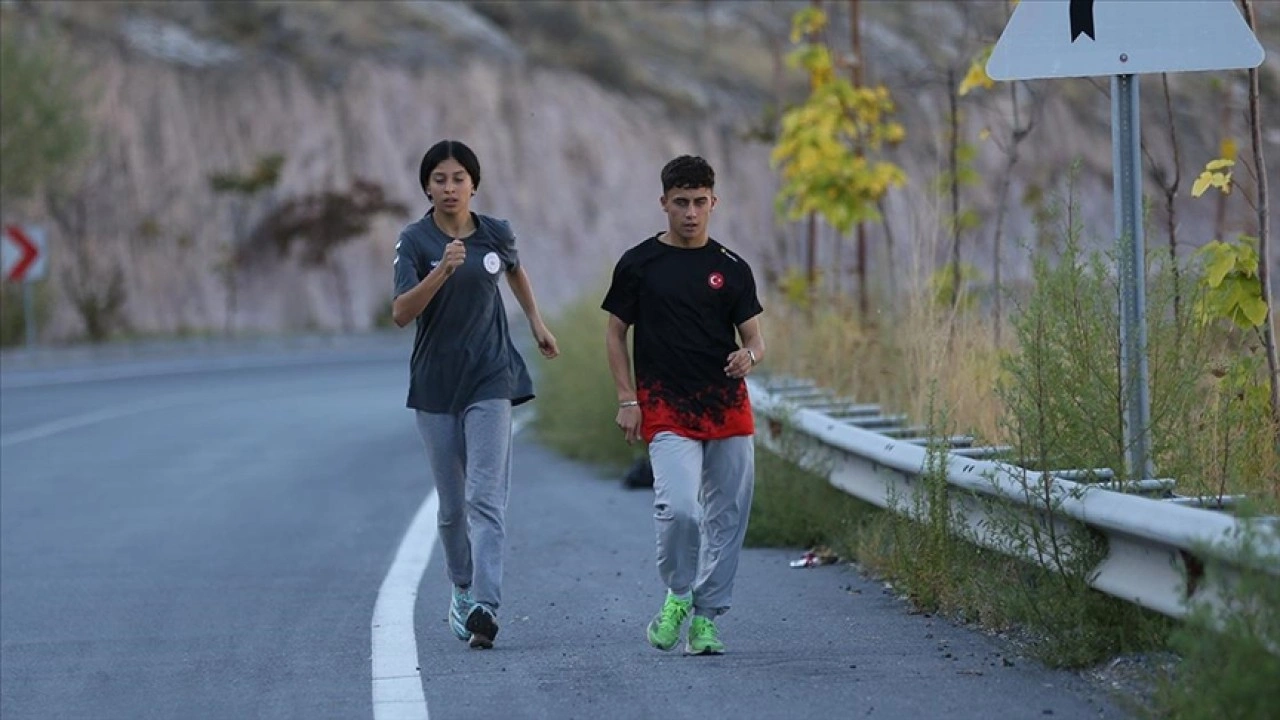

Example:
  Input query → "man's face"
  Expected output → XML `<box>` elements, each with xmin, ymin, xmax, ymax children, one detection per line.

<box><xmin>661</xmin><ymin>187</ymin><xmax>716</xmax><ymax>242</ymax></box>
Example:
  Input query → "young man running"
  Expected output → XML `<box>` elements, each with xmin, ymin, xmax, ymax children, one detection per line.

<box><xmin>602</xmin><ymin>155</ymin><xmax>765</xmax><ymax>655</ymax></box>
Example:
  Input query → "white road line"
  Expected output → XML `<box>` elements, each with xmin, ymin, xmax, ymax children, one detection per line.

<box><xmin>0</xmin><ymin>396</ymin><xmax>192</xmax><ymax>448</ymax></box>
<box><xmin>371</xmin><ymin>410</ymin><xmax>534</xmax><ymax>720</ymax></box>
<box><xmin>372</xmin><ymin>490</ymin><xmax>438</xmax><ymax>720</ymax></box>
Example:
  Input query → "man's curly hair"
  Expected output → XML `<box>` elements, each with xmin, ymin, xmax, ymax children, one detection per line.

<box><xmin>660</xmin><ymin>155</ymin><xmax>715</xmax><ymax>194</ymax></box>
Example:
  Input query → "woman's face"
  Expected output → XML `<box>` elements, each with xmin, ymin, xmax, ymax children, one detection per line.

<box><xmin>426</xmin><ymin>157</ymin><xmax>475</xmax><ymax>215</ymax></box>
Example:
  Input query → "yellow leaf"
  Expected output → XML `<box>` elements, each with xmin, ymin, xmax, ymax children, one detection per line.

<box><xmin>958</xmin><ymin>60</ymin><xmax>995</xmax><ymax>96</ymax></box>
<box><xmin>790</xmin><ymin>7</ymin><xmax>828</xmax><ymax>43</ymax></box>
<box><xmin>1240</xmin><ymin>296</ymin><xmax>1269</xmax><ymax>327</ymax></box>
<box><xmin>1192</xmin><ymin>172</ymin><xmax>1214</xmax><ymax>198</ymax></box>
<box><xmin>1220</xmin><ymin>137</ymin><xmax>1238</xmax><ymax>160</ymax></box>
<box><xmin>980</xmin><ymin>128</ymin><xmax>992</xmax><ymax>141</ymax></box>
<box><xmin>1236</xmin><ymin>237</ymin><xmax>1260</xmax><ymax>277</ymax></box>
<box><xmin>1199</xmin><ymin>241</ymin><xmax>1236</xmax><ymax>288</ymax></box>
<box><xmin>1205</xmin><ymin>158</ymin><xmax>1235</xmax><ymax>171</ymax></box>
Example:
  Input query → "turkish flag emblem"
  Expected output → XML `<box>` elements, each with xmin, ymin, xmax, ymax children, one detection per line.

<box><xmin>708</xmin><ymin>271</ymin><xmax>725</xmax><ymax>290</ymax></box>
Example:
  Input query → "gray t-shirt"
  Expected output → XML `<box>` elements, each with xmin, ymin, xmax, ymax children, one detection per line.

<box><xmin>393</xmin><ymin>210</ymin><xmax>534</xmax><ymax>414</ymax></box>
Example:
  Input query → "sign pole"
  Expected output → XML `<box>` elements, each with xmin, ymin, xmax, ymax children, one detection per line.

<box><xmin>986</xmin><ymin>0</ymin><xmax>1264</xmax><ymax>483</ymax></box>
<box><xmin>22</xmin><ymin>279</ymin><xmax>36</xmax><ymax>348</ymax></box>
<box><xmin>1111</xmin><ymin>73</ymin><xmax>1153</xmax><ymax>482</ymax></box>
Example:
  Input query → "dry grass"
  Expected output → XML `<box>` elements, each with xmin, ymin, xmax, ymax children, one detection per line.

<box><xmin>1159</xmin><ymin>348</ymin><xmax>1280</xmax><ymax>511</ymax></box>
<box><xmin>764</xmin><ymin>188</ymin><xmax>1009</xmax><ymax>444</ymax></box>
<box><xmin>759</xmin><ymin>179</ymin><xmax>1279</xmax><ymax>509</ymax></box>
<box><xmin>764</xmin><ymin>293</ymin><xmax>1279</xmax><ymax>509</ymax></box>
<box><xmin>764</xmin><ymin>294</ymin><xmax>1006</xmax><ymax>443</ymax></box>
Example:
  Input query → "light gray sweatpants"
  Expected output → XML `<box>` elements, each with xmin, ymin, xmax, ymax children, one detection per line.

<box><xmin>649</xmin><ymin>432</ymin><xmax>755</xmax><ymax>617</ymax></box>
<box><xmin>414</xmin><ymin>399</ymin><xmax>513</xmax><ymax>612</ymax></box>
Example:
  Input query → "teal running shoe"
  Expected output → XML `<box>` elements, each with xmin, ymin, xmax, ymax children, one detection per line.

<box><xmin>449</xmin><ymin>586</ymin><xmax>474</xmax><ymax>642</ymax></box>
<box><xmin>466</xmin><ymin>605</ymin><xmax>499</xmax><ymax>649</ymax></box>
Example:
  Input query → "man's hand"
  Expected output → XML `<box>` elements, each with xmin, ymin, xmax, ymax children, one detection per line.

<box><xmin>438</xmin><ymin>239</ymin><xmax>466</xmax><ymax>276</ymax></box>
<box><xmin>724</xmin><ymin>348</ymin><xmax>756</xmax><ymax>379</ymax></box>
<box><xmin>532</xmin><ymin>321</ymin><xmax>559</xmax><ymax>359</ymax></box>
<box><xmin>616</xmin><ymin>405</ymin><xmax>642</xmax><ymax>444</ymax></box>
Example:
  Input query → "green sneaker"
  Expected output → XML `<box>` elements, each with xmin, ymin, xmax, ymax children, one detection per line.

<box><xmin>646</xmin><ymin>593</ymin><xmax>692</xmax><ymax>651</ymax></box>
<box><xmin>686</xmin><ymin>615</ymin><xmax>725</xmax><ymax>655</ymax></box>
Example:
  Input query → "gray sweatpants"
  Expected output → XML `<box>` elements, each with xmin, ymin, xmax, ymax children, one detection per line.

<box><xmin>649</xmin><ymin>432</ymin><xmax>755</xmax><ymax>617</ymax></box>
<box><xmin>414</xmin><ymin>399</ymin><xmax>513</xmax><ymax>612</ymax></box>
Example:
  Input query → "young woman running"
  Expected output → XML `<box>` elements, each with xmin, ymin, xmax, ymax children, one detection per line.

<box><xmin>392</xmin><ymin>139</ymin><xmax>559</xmax><ymax>649</ymax></box>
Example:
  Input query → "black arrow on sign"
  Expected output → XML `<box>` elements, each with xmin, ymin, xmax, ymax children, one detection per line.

<box><xmin>1070</xmin><ymin>0</ymin><xmax>1096</xmax><ymax>42</ymax></box>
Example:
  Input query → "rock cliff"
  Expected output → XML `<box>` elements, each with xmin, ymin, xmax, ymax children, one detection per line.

<box><xmin>3</xmin><ymin>0</ymin><xmax>1275</xmax><ymax>340</ymax></box>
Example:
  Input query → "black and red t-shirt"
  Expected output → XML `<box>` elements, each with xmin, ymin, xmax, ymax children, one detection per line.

<box><xmin>602</xmin><ymin>234</ymin><xmax>764</xmax><ymax>442</ymax></box>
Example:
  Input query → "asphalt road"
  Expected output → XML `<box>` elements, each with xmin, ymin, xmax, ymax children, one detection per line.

<box><xmin>0</xmin><ymin>338</ymin><xmax>1129</xmax><ymax>719</ymax></box>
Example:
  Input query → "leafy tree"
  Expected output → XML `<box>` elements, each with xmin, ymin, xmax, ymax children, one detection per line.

<box><xmin>1192</xmin><ymin>151</ymin><xmax>1277</xmax><ymax>436</ymax></box>
<box><xmin>246</xmin><ymin>179</ymin><xmax>406</xmax><ymax>332</ymax></box>
<box><xmin>770</xmin><ymin>6</ymin><xmax>905</xmax><ymax>307</ymax></box>
<box><xmin>960</xmin><ymin>25</ymin><xmax>1039</xmax><ymax>346</ymax></box>
<box><xmin>1191</xmin><ymin>160</ymin><xmax>1266</xmax><ymax>331</ymax></box>
<box><xmin>1194</xmin><ymin>236</ymin><xmax>1266</xmax><ymax>330</ymax></box>
<box><xmin>0</xmin><ymin>20</ymin><xmax>90</xmax><ymax>201</ymax></box>
<box><xmin>46</xmin><ymin>162</ymin><xmax>129</xmax><ymax>343</ymax></box>
<box><xmin>940</xmin><ymin>68</ymin><xmax>981</xmax><ymax>313</ymax></box>
<box><xmin>0</xmin><ymin>18</ymin><xmax>93</xmax><ymax>345</ymax></box>
<box><xmin>208</xmin><ymin>154</ymin><xmax>285</xmax><ymax>336</ymax></box>
<box><xmin>1238</xmin><ymin>0</ymin><xmax>1278</xmax><ymax>435</ymax></box>
<box><xmin>210</xmin><ymin>155</ymin><xmax>284</xmax><ymax>195</ymax></box>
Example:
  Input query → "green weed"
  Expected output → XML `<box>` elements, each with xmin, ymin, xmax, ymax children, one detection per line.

<box><xmin>1152</xmin><ymin>522</ymin><xmax>1280</xmax><ymax>720</ymax></box>
<box><xmin>531</xmin><ymin>290</ymin><xmax>642</xmax><ymax>471</ymax></box>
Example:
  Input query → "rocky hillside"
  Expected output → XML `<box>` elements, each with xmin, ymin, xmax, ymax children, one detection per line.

<box><xmin>2</xmin><ymin>0</ymin><xmax>1276</xmax><ymax>341</ymax></box>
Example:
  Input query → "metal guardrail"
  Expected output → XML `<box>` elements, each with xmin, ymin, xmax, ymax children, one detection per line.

<box><xmin>747</xmin><ymin>377</ymin><xmax>1280</xmax><ymax>620</ymax></box>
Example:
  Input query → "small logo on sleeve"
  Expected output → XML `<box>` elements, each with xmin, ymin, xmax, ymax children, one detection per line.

<box><xmin>708</xmin><ymin>271</ymin><xmax>725</xmax><ymax>290</ymax></box>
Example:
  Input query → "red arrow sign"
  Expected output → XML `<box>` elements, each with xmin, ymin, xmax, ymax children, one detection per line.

<box><xmin>3</xmin><ymin>225</ymin><xmax>41</xmax><ymax>282</ymax></box>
